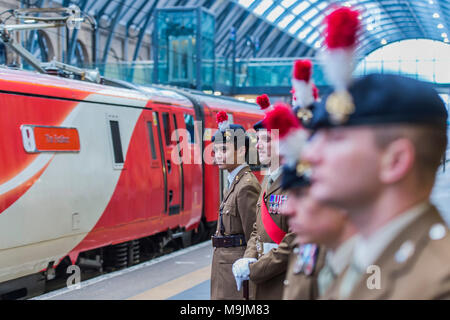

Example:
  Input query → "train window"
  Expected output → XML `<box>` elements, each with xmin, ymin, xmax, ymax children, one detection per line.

<box><xmin>109</xmin><ymin>120</ymin><xmax>124</xmax><ymax>164</ymax></box>
<box><xmin>147</xmin><ymin>121</ymin><xmax>157</xmax><ymax>160</ymax></box>
<box><xmin>162</xmin><ymin>113</ymin><xmax>171</xmax><ymax>146</ymax></box>
<box><xmin>184</xmin><ymin>114</ymin><xmax>195</xmax><ymax>143</ymax></box>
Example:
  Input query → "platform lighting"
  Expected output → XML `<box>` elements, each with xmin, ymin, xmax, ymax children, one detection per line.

<box><xmin>437</xmin><ymin>24</ymin><xmax>444</xmax><ymax>29</ymax></box>
<box><xmin>429</xmin><ymin>0</ymin><xmax>434</xmax><ymax>4</ymax></box>
<box><xmin>444</xmin><ymin>38</ymin><xmax>449</xmax><ymax>43</ymax></box>
<box><xmin>381</xmin><ymin>39</ymin><xmax>387</xmax><ymax>45</ymax></box>
<box><xmin>433</xmin><ymin>13</ymin><xmax>440</xmax><ymax>18</ymax></box>
<box><xmin>367</xmin><ymin>25</ymin><xmax>374</xmax><ymax>31</ymax></box>
<box><xmin>442</xmin><ymin>33</ymin><xmax>448</xmax><ymax>38</ymax></box>
<box><xmin>24</xmin><ymin>19</ymin><xmax>36</xmax><ymax>23</ymax></box>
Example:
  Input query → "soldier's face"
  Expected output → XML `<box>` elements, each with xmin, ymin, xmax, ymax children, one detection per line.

<box><xmin>213</xmin><ymin>142</ymin><xmax>245</xmax><ymax>170</ymax></box>
<box><xmin>256</xmin><ymin>130</ymin><xmax>271</xmax><ymax>165</ymax></box>
<box><xmin>284</xmin><ymin>189</ymin><xmax>347</xmax><ymax>246</ymax></box>
<box><xmin>302</xmin><ymin>126</ymin><xmax>382</xmax><ymax>211</ymax></box>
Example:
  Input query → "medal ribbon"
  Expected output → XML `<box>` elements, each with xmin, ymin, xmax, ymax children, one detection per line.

<box><xmin>261</xmin><ymin>192</ymin><xmax>287</xmax><ymax>244</ymax></box>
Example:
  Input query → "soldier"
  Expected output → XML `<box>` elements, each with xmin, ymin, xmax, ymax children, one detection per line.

<box><xmin>232</xmin><ymin>95</ymin><xmax>296</xmax><ymax>300</ymax></box>
<box><xmin>301</xmin><ymin>7</ymin><xmax>450</xmax><ymax>300</ymax></box>
<box><xmin>281</xmin><ymin>179</ymin><xmax>357</xmax><ymax>299</ymax></box>
<box><xmin>210</xmin><ymin>111</ymin><xmax>261</xmax><ymax>300</ymax></box>
<box><xmin>278</xmin><ymin>166</ymin><xmax>326</xmax><ymax>300</ymax></box>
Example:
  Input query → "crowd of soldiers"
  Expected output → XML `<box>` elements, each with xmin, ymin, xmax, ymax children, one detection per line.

<box><xmin>208</xmin><ymin>6</ymin><xmax>450</xmax><ymax>300</ymax></box>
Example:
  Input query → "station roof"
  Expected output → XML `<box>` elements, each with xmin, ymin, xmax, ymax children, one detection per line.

<box><xmin>56</xmin><ymin>0</ymin><xmax>450</xmax><ymax>59</ymax></box>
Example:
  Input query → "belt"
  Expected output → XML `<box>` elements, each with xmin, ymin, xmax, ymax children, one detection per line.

<box><xmin>212</xmin><ymin>234</ymin><xmax>246</xmax><ymax>248</ymax></box>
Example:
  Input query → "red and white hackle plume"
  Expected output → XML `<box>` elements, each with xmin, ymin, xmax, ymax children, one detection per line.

<box><xmin>321</xmin><ymin>6</ymin><xmax>360</xmax><ymax>91</ymax></box>
<box><xmin>256</xmin><ymin>94</ymin><xmax>271</xmax><ymax>111</ymax></box>
<box><xmin>292</xmin><ymin>59</ymin><xmax>315</xmax><ymax>108</ymax></box>
<box><xmin>216</xmin><ymin>111</ymin><xmax>229</xmax><ymax>132</ymax></box>
<box><xmin>290</xmin><ymin>88</ymin><xmax>296</xmax><ymax>106</ymax></box>
<box><xmin>262</xmin><ymin>103</ymin><xmax>308</xmax><ymax>167</ymax></box>
<box><xmin>312</xmin><ymin>83</ymin><xmax>319</xmax><ymax>101</ymax></box>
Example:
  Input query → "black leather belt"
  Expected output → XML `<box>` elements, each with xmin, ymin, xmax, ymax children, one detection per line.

<box><xmin>212</xmin><ymin>234</ymin><xmax>246</xmax><ymax>248</ymax></box>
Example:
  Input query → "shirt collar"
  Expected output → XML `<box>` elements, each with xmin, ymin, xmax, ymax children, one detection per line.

<box><xmin>227</xmin><ymin>163</ymin><xmax>248</xmax><ymax>187</ymax></box>
<box><xmin>326</xmin><ymin>235</ymin><xmax>357</xmax><ymax>276</ymax></box>
<box><xmin>268</xmin><ymin>166</ymin><xmax>283</xmax><ymax>183</ymax></box>
<box><xmin>352</xmin><ymin>201</ymin><xmax>430</xmax><ymax>270</ymax></box>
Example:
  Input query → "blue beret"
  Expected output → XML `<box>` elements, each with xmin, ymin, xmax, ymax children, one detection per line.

<box><xmin>310</xmin><ymin>74</ymin><xmax>448</xmax><ymax>130</ymax></box>
<box><xmin>212</xmin><ymin>124</ymin><xmax>248</xmax><ymax>143</ymax></box>
<box><xmin>281</xmin><ymin>163</ymin><xmax>310</xmax><ymax>190</ymax></box>
<box><xmin>253</xmin><ymin>120</ymin><xmax>264</xmax><ymax>131</ymax></box>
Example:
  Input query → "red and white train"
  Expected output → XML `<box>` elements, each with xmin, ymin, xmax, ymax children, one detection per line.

<box><xmin>0</xmin><ymin>67</ymin><xmax>263</xmax><ymax>299</ymax></box>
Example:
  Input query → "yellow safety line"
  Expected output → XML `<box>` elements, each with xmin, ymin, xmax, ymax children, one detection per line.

<box><xmin>127</xmin><ymin>265</ymin><xmax>211</xmax><ymax>300</ymax></box>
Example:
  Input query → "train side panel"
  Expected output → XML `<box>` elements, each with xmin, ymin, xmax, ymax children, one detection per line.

<box><xmin>0</xmin><ymin>89</ymin><xmax>146</xmax><ymax>283</ymax></box>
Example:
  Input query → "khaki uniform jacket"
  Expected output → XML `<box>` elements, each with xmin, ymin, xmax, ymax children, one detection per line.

<box><xmin>243</xmin><ymin>175</ymin><xmax>296</xmax><ymax>300</ymax></box>
<box><xmin>282</xmin><ymin>243</ymin><xmax>327</xmax><ymax>300</ymax></box>
<box><xmin>210</xmin><ymin>165</ymin><xmax>261</xmax><ymax>300</ymax></box>
<box><xmin>322</xmin><ymin>205</ymin><xmax>450</xmax><ymax>300</ymax></box>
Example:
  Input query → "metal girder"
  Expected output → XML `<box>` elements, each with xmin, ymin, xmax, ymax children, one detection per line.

<box><xmin>270</xmin><ymin>33</ymin><xmax>295</xmax><ymax>57</ymax></box>
<box><xmin>132</xmin><ymin>0</ymin><xmax>158</xmax><ymax>61</ymax></box>
<box><xmin>237</xmin><ymin>19</ymin><xmax>273</xmax><ymax>56</ymax></box>
<box><xmin>215</xmin><ymin>2</ymin><xmax>240</xmax><ymax>41</ymax></box>
<box><xmin>285</xmin><ymin>37</ymin><xmax>305</xmax><ymax>57</ymax></box>
<box><xmin>218</xmin><ymin>10</ymin><xmax>251</xmax><ymax>50</ymax></box>
<box><xmin>101</xmin><ymin>0</ymin><xmax>125</xmax><ymax>63</ymax></box>
<box><xmin>256</xmin><ymin>27</ymin><xmax>281</xmax><ymax>56</ymax></box>
<box><xmin>232</xmin><ymin>15</ymin><xmax>261</xmax><ymax>57</ymax></box>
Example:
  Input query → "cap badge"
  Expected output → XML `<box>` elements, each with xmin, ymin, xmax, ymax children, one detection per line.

<box><xmin>297</xmin><ymin>108</ymin><xmax>313</xmax><ymax>124</ymax></box>
<box><xmin>325</xmin><ymin>90</ymin><xmax>355</xmax><ymax>125</ymax></box>
<box><xmin>296</xmin><ymin>161</ymin><xmax>311</xmax><ymax>177</ymax></box>
<box><xmin>224</xmin><ymin>130</ymin><xmax>232</xmax><ymax>142</ymax></box>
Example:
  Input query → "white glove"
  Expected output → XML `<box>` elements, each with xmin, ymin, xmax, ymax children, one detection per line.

<box><xmin>232</xmin><ymin>258</ymin><xmax>257</xmax><ymax>291</ymax></box>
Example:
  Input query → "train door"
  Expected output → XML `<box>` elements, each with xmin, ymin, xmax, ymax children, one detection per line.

<box><xmin>155</xmin><ymin>108</ymin><xmax>182</xmax><ymax>227</ymax></box>
<box><xmin>172</xmin><ymin>110</ymin><xmax>203</xmax><ymax>229</ymax></box>
<box><xmin>142</xmin><ymin>110</ymin><xmax>165</xmax><ymax>221</ymax></box>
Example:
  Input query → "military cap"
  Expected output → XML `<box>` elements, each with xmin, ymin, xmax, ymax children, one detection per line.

<box><xmin>280</xmin><ymin>163</ymin><xmax>310</xmax><ymax>190</ymax></box>
<box><xmin>253</xmin><ymin>120</ymin><xmax>264</xmax><ymax>131</ymax></box>
<box><xmin>212</xmin><ymin>111</ymin><xmax>248</xmax><ymax>147</ymax></box>
<box><xmin>310</xmin><ymin>73</ymin><xmax>448</xmax><ymax>130</ymax></box>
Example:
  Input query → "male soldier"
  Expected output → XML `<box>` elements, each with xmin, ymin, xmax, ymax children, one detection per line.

<box><xmin>278</xmin><ymin>166</ymin><xmax>326</xmax><ymax>300</ymax></box>
<box><xmin>301</xmin><ymin>6</ymin><xmax>450</xmax><ymax>299</ymax></box>
<box><xmin>210</xmin><ymin>111</ymin><xmax>261</xmax><ymax>300</ymax></box>
<box><xmin>232</xmin><ymin>96</ymin><xmax>296</xmax><ymax>300</ymax></box>
<box><xmin>303</xmin><ymin>73</ymin><xmax>450</xmax><ymax>299</ymax></box>
<box><xmin>281</xmin><ymin>178</ymin><xmax>357</xmax><ymax>298</ymax></box>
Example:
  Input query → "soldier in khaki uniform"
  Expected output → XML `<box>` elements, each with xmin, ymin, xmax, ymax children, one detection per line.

<box><xmin>301</xmin><ymin>6</ymin><xmax>450</xmax><ymax>299</ymax></box>
<box><xmin>303</xmin><ymin>73</ymin><xmax>450</xmax><ymax>299</ymax></box>
<box><xmin>210</xmin><ymin>112</ymin><xmax>261</xmax><ymax>300</ymax></box>
<box><xmin>281</xmin><ymin>180</ymin><xmax>357</xmax><ymax>299</ymax></box>
<box><xmin>277</xmin><ymin>163</ymin><xmax>326</xmax><ymax>300</ymax></box>
<box><xmin>232</xmin><ymin>113</ymin><xmax>295</xmax><ymax>300</ymax></box>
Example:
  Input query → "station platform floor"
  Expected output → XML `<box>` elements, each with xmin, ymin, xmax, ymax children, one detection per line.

<box><xmin>34</xmin><ymin>241</ymin><xmax>213</xmax><ymax>300</ymax></box>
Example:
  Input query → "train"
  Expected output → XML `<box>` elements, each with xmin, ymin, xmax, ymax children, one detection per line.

<box><xmin>0</xmin><ymin>66</ymin><xmax>263</xmax><ymax>299</ymax></box>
